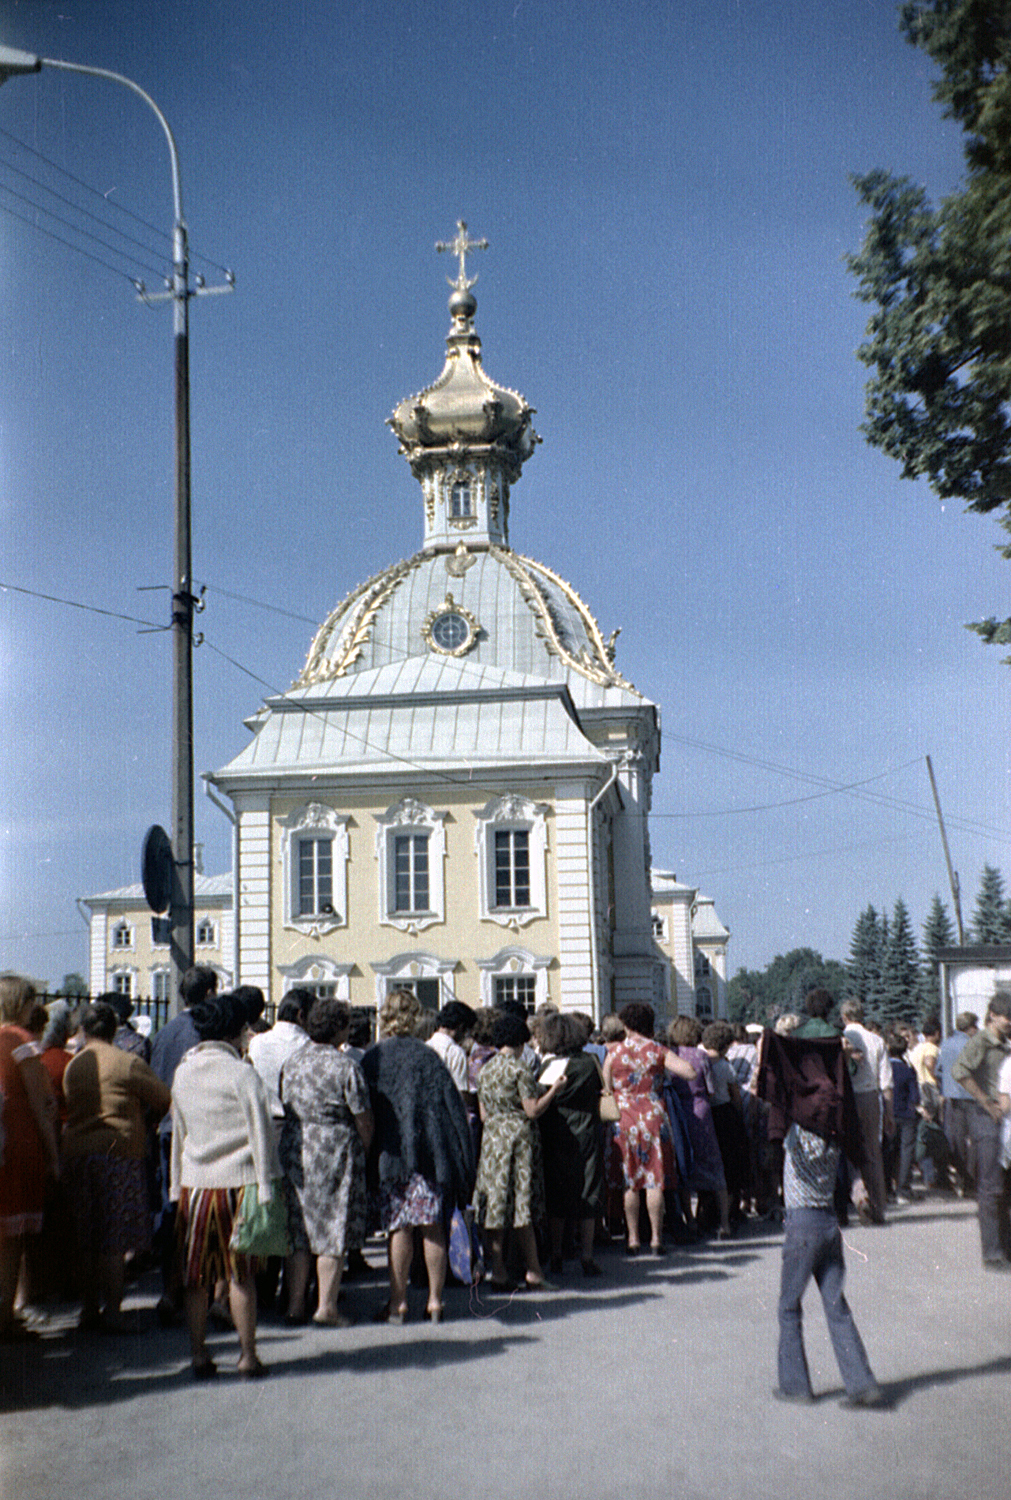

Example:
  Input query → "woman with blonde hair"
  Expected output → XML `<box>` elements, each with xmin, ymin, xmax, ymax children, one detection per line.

<box><xmin>361</xmin><ymin>989</ymin><xmax>473</xmax><ymax>1323</ymax></box>
<box><xmin>0</xmin><ymin>975</ymin><xmax>59</xmax><ymax>1339</ymax></box>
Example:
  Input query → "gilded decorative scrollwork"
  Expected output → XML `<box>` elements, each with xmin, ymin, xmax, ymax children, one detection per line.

<box><xmin>489</xmin><ymin>547</ymin><xmax>638</xmax><ymax>691</ymax></box>
<box><xmin>295</xmin><ymin>555</ymin><xmax>425</xmax><ymax>685</ymax></box>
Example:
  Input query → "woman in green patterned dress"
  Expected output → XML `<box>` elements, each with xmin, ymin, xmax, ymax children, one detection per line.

<box><xmin>475</xmin><ymin>1012</ymin><xmax>566</xmax><ymax>1290</ymax></box>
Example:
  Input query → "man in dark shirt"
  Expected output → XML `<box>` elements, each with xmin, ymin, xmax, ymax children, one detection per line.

<box><xmin>951</xmin><ymin>991</ymin><xmax>1011</xmax><ymax>1269</ymax></box>
<box><xmin>105</xmin><ymin>992</ymin><xmax>152</xmax><ymax>1064</ymax></box>
<box><xmin>937</xmin><ymin>1012</ymin><xmax>978</xmax><ymax>1196</ymax></box>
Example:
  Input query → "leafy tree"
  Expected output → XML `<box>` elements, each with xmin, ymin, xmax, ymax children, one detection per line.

<box><xmin>879</xmin><ymin>897</ymin><xmax>922</xmax><ymax>1024</ymax></box>
<box><xmin>728</xmin><ymin>949</ymin><xmax>848</xmax><ymax>1025</ymax></box>
<box><xmin>847</xmin><ymin>1</ymin><xmax>1011</xmax><ymax>653</ymax></box>
<box><xmin>920</xmin><ymin>892</ymin><xmax>956</xmax><ymax>1010</ymax></box>
<box><xmin>971</xmin><ymin>862</ymin><xmax>1011</xmax><ymax>941</ymax></box>
<box><xmin>57</xmin><ymin>972</ymin><xmax>88</xmax><ymax>998</ymax></box>
<box><xmin>848</xmin><ymin>905</ymin><xmax>886</xmax><ymax>1014</ymax></box>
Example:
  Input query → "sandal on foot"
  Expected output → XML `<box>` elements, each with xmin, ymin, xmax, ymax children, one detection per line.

<box><xmin>237</xmin><ymin>1358</ymin><xmax>268</xmax><ymax>1379</ymax></box>
<box><xmin>373</xmin><ymin>1302</ymin><xmax>408</xmax><ymax>1324</ymax></box>
<box><xmin>191</xmin><ymin>1357</ymin><xmax>218</xmax><ymax>1380</ymax></box>
<box><xmin>312</xmin><ymin>1310</ymin><xmax>351</xmax><ymax>1328</ymax></box>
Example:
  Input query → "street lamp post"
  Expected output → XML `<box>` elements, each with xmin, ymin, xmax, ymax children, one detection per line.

<box><xmin>0</xmin><ymin>45</ymin><xmax>232</xmax><ymax>1009</ymax></box>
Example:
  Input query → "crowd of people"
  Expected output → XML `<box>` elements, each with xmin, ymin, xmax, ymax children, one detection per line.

<box><xmin>1</xmin><ymin>965</ymin><xmax>1008</xmax><ymax>1392</ymax></box>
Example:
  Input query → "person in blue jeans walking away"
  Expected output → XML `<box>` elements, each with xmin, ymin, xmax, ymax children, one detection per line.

<box><xmin>757</xmin><ymin>1028</ymin><xmax>886</xmax><ymax>1409</ymax></box>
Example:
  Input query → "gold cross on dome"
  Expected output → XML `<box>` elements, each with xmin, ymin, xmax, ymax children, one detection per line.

<box><xmin>436</xmin><ymin>220</ymin><xmax>488</xmax><ymax>290</ymax></box>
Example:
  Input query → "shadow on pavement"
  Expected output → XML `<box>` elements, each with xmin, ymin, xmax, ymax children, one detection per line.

<box><xmin>882</xmin><ymin>1354</ymin><xmax>1011</xmax><ymax>1409</ymax></box>
<box><xmin>0</xmin><ymin>1321</ymin><xmax>542</xmax><ymax>1411</ymax></box>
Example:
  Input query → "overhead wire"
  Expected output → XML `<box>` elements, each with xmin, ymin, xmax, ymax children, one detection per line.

<box><xmin>0</xmin><ymin>580</ymin><xmax>165</xmax><ymax>631</ymax></box>
<box><xmin>0</xmin><ymin>147</ymin><xmax>170</xmax><ymax>270</ymax></box>
<box><xmin>0</xmin><ymin>198</ymin><xmax>144</xmax><ymax>285</ymax></box>
<box><xmin>0</xmin><ymin>180</ymin><xmax>167</xmax><ymax>279</ymax></box>
<box><xmin>6</xmin><ymin>574</ymin><xmax>1009</xmax><ymax>856</ymax></box>
<box><xmin>0</xmin><ymin>123</ymin><xmax>232</xmax><ymax>276</ymax></box>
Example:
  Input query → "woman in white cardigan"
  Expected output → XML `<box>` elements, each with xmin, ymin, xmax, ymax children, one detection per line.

<box><xmin>170</xmin><ymin>993</ymin><xmax>279</xmax><ymax>1379</ymax></box>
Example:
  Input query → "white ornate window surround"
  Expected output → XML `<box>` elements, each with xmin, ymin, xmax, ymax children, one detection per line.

<box><xmin>375</xmin><ymin>798</ymin><xmax>446</xmax><ymax>934</ymax></box>
<box><xmin>150</xmin><ymin>968</ymin><xmax>171</xmax><ymax>1003</ymax></box>
<box><xmin>476</xmin><ymin>947</ymin><xmax>552</xmax><ymax>1009</ymax></box>
<box><xmin>111</xmin><ymin>967</ymin><xmax>136</xmax><ymax>998</ymax></box>
<box><xmin>279</xmin><ymin>802</ymin><xmax>350</xmax><ymax>936</ymax></box>
<box><xmin>196</xmin><ymin>916</ymin><xmax>216</xmax><ymax>947</ymax></box>
<box><xmin>111</xmin><ymin>921</ymin><xmax>134</xmax><ymax>951</ymax></box>
<box><xmin>277</xmin><ymin>954</ymin><xmax>353</xmax><ymax>1001</ymax></box>
<box><xmin>371</xmin><ymin>952</ymin><xmax>458</xmax><ymax>1010</ymax></box>
<box><xmin>474</xmin><ymin>794</ymin><xmax>549</xmax><ymax>929</ymax></box>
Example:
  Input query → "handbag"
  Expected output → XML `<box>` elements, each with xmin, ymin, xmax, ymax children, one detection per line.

<box><xmin>599</xmin><ymin>1090</ymin><xmax>620</xmax><ymax>1124</ymax></box>
<box><xmin>448</xmin><ymin>1205</ymin><xmax>484</xmax><ymax>1286</ymax></box>
<box><xmin>595</xmin><ymin>1056</ymin><xmax>620</xmax><ymax>1123</ymax></box>
<box><xmin>229</xmin><ymin>1180</ymin><xmax>291</xmax><ymax>1258</ymax></box>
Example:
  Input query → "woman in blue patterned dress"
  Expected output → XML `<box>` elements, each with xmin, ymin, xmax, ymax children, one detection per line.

<box><xmin>604</xmin><ymin>1002</ymin><xmax>696</xmax><ymax>1255</ymax></box>
<box><xmin>279</xmin><ymin>997</ymin><xmax>372</xmax><ymax>1326</ymax></box>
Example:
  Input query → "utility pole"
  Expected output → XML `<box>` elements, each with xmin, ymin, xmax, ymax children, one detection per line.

<box><xmin>0</xmin><ymin>46</ymin><xmax>233</xmax><ymax>1009</ymax></box>
<box><xmin>926</xmin><ymin>755</ymin><xmax>965</xmax><ymax>945</ymax></box>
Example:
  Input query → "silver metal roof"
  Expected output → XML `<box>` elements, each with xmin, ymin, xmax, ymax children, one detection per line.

<box><xmin>82</xmin><ymin>872</ymin><xmax>232</xmax><ymax>906</ymax></box>
<box><xmin>295</xmin><ymin>546</ymin><xmax>649</xmax><ymax>708</ymax></box>
<box><xmin>214</xmin><ymin>655</ymin><xmax>607</xmax><ymax>783</ymax></box>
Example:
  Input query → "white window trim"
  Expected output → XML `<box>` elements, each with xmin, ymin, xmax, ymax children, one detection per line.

<box><xmin>196</xmin><ymin>917</ymin><xmax>217</xmax><ymax>947</ymax></box>
<box><xmin>374</xmin><ymin>798</ymin><xmax>446</xmax><ymax>934</ymax></box>
<box><xmin>277</xmin><ymin>955</ymin><xmax>353</xmax><ymax>1001</ymax></box>
<box><xmin>110</xmin><ymin>966</ymin><xmax>137</xmax><ymax>997</ymax></box>
<box><xmin>371</xmin><ymin>951</ymin><xmax>458</xmax><ymax>1010</ymax></box>
<box><xmin>111</xmin><ymin>921</ymin><xmax>135</xmax><ymax>951</ymax></box>
<box><xmin>474</xmin><ymin>794</ymin><xmax>549</xmax><ymax>929</ymax></box>
<box><xmin>279</xmin><ymin>802</ymin><xmax>350</xmax><ymax>936</ymax></box>
<box><xmin>149</xmin><ymin>967</ymin><xmax>172</xmax><ymax>1002</ymax></box>
<box><xmin>475</xmin><ymin>946</ymin><xmax>552</xmax><ymax>1009</ymax></box>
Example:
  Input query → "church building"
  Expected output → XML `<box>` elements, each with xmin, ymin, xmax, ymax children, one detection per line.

<box><xmin>204</xmin><ymin>227</ymin><xmax>677</xmax><ymax>1022</ymax></box>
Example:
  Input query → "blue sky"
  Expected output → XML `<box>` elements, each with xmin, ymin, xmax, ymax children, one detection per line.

<box><xmin>1</xmin><ymin>0</ymin><xmax>1008</xmax><ymax>989</ymax></box>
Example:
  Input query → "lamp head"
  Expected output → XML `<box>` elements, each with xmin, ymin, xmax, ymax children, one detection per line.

<box><xmin>0</xmin><ymin>46</ymin><xmax>42</xmax><ymax>85</ymax></box>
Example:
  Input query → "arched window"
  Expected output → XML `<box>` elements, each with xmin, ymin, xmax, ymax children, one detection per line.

<box><xmin>111</xmin><ymin>921</ymin><xmax>133</xmax><ymax>950</ymax></box>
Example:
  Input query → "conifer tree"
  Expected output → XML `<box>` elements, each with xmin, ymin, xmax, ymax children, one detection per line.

<box><xmin>848</xmin><ymin>906</ymin><xmax>885</xmax><ymax>1017</ymax></box>
<box><xmin>971</xmin><ymin>864</ymin><xmax>1011</xmax><ymax>942</ymax></box>
<box><xmin>920</xmin><ymin>892</ymin><xmax>955</xmax><ymax>1012</ymax></box>
<box><xmin>880</xmin><ymin>897</ymin><xmax>921</xmax><ymax>1025</ymax></box>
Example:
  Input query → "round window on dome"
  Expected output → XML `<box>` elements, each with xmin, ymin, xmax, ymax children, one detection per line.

<box><xmin>423</xmin><ymin>599</ymin><xmax>480</xmax><ymax>657</ymax></box>
<box><xmin>431</xmin><ymin>611</ymin><xmax>471</xmax><ymax>651</ymax></box>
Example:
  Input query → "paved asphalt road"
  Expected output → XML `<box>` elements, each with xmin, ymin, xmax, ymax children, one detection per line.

<box><xmin>1</xmin><ymin>1196</ymin><xmax>1008</xmax><ymax>1500</ymax></box>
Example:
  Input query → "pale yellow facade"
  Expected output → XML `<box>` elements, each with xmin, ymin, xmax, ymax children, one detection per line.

<box><xmin>81</xmin><ymin>873</ymin><xmax>234</xmax><ymax>1004</ymax></box>
<box><xmin>267</xmin><ymin>786</ymin><xmax>560</xmax><ymax>1010</ymax></box>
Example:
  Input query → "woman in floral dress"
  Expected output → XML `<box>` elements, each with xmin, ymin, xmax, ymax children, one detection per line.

<box><xmin>280</xmin><ymin>997</ymin><xmax>372</xmax><ymax>1326</ymax></box>
<box><xmin>604</xmin><ymin>1002</ymin><xmax>695</xmax><ymax>1255</ymax></box>
<box><xmin>475</xmin><ymin>1011</ymin><xmax>566</xmax><ymax>1290</ymax></box>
